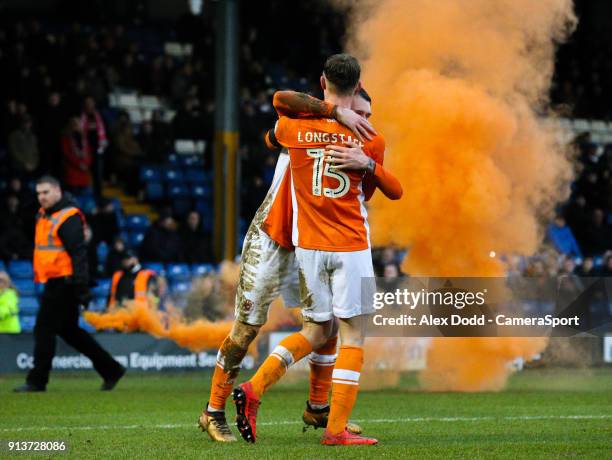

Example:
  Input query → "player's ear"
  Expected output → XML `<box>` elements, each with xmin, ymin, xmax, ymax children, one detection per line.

<box><xmin>320</xmin><ymin>75</ymin><xmax>326</xmax><ymax>91</ymax></box>
<box><xmin>354</xmin><ymin>80</ymin><xmax>363</xmax><ymax>95</ymax></box>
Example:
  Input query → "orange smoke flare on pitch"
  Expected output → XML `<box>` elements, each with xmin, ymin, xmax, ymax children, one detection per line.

<box><xmin>338</xmin><ymin>0</ymin><xmax>576</xmax><ymax>390</ymax></box>
<box><xmin>84</xmin><ymin>302</ymin><xmax>233</xmax><ymax>352</ymax></box>
<box><xmin>83</xmin><ymin>261</ymin><xmax>300</xmax><ymax>354</ymax></box>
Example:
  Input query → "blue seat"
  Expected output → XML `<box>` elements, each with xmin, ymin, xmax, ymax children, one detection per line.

<box><xmin>594</xmin><ymin>256</ymin><xmax>603</xmax><ymax>267</ymax></box>
<box><xmin>171</xmin><ymin>280</ymin><xmax>192</xmax><ymax>295</ymax></box>
<box><xmin>164</xmin><ymin>168</ymin><xmax>184</xmax><ymax>183</ymax></box>
<box><xmin>192</xmin><ymin>263</ymin><xmax>215</xmax><ymax>276</ymax></box>
<box><xmin>194</xmin><ymin>199</ymin><xmax>212</xmax><ymax>217</ymax></box>
<box><xmin>125</xmin><ymin>213</ymin><xmax>150</xmax><ymax>230</ymax></box>
<box><xmin>140</xmin><ymin>166</ymin><xmax>162</xmax><ymax>182</ymax></box>
<box><xmin>79</xmin><ymin>317</ymin><xmax>96</xmax><ymax>333</ymax></box>
<box><xmin>145</xmin><ymin>182</ymin><xmax>164</xmax><ymax>201</ymax></box>
<box><xmin>92</xmin><ymin>278</ymin><xmax>112</xmax><ymax>297</ymax></box>
<box><xmin>19</xmin><ymin>315</ymin><xmax>37</xmax><ymax>333</ymax></box>
<box><xmin>128</xmin><ymin>231</ymin><xmax>145</xmax><ymax>248</ymax></box>
<box><xmin>0</xmin><ymin>260</ymin><xmax>5</xmax><ymax>272</ymax></box>
<box><xmin>168</xmin><ymin>184</ymin><xmax>190</xmax><ymax>198</ymax></box>
<box><xmin>143</xmin><ymin>261</ymin><xmax>164</xmax><ymax>272</ymax></box>
<box><xmin>19</xmin><ymin>297</ymin><xmax>40</xmax><ymax>315</ymax></box>
<box><xmin>185</xmin><ymin>169</ymin><xmax>208</xmax><ymax>183</ymax></box>
<box><xmin>166</xmin><ymin>263</ymin><xmax>191</xmax><ymax>281</ymax></box>
<box><xmin>167</xmin><ymin>154</ymin><xmax>179</xmax><ymax>164</ymax></box>
<box><xmin>8</xmin><ymin>261</ymin><xmax>33</xmax><ymax>280</ymax></box>
<box><xmin>178</xmin><ymin>155</ymin><xmax>203</xmax><ymax>168</ymax></box>
<box><xmin>97</xmin><ymin>242</ymin><xmax>109</xmax><ymax>266</ymax></box>
<box><xmin>192</xmin><ymin>184</ymin><xmax>211</xmax><ymax>199</ymax></box>
<box><xmin>14</xmin><ymin>279</ymin><xmax>36</xmax><ymax>296</ymax></box>
<box><xmin>89</xmin><ymin>296</ymin><xmax>108</xmax><ymax>312</ymax></box>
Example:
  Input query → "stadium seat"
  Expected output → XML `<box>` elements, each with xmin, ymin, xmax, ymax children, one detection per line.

<box><xmin>79</xmin><ymin>317</ymin><xmax>96</xmax><ymax>333</ymax></box>
<box><xmin>19</xmin><ymin>315</ymin><xmax>36</xmax><ymax>333</ymax></box>
<box><xmin>178</xmin><ymin>155</ymin><xmax>203</xmax><ymax>168</ymax></box>
<box><xmin>192</xmin><ymin>184</ymin><xmax>211</xmax><ymax>199</ymax></box>
<box><xmin>140</xmin><ymin>166</ymin><xmax>163</xmax><ymax>182</ymax></box>
<box><xmin>145</xmin><ymin>182</ymin><xmax>164</xmax><ymax>201</ymax></box>
<box><xmin>125</xmin><ymin>213</ymin><xmax>150</xmax><ymax>230</ymax></box>
<box><xmin>175</xmin><ymin>139</ymin><xmax>196</xmax><ymax>154</ymax></box>
<box><xmin>164</xmin><ymin>168</ymin><xmax>184</xmax><ymax>183</ymax></box>
<box><xmin>167</xmin><ymin>153</ymin><xmax>179</xmax><ymax>164</ymax></box>
<box><xmin>139</xmin><ymin>95</ymin><xmax>161</xmax><ymax>110</ymax></box>
<box><xmin>8</xmin><ymin>261</ymin><xmax>34</xmax><ymax>279</ymax></box>
<box><xmin>168</xmin><ymin>183</ymin><xmax>190</xmax><ymax>198</ymax></box>
<box><xmin>97</xmin><ymin>241</ymin><xmax>109</xmax><ymax>266</ymax></box>
<box><xmin>19</xmin><ymin>297</ymin><xmax>40</xmax><ymax>315</ymax></box>
<box><xmin>185</xmin><ymin>169</ymin><xmax>208</xmax><ymax>183</ymax></box>
<box><xmin>594</xmin><ymin>256</ymin><xmax>603</xmax><ymax>267</ymax></box>
<box><xmin>128</xmin><ymin>231</ymin><xmax>146</xmax><ymax>248</ymax></box>
<box><xmin>0</xmin><ymin>260</ymin><xmax>5</xmax><ymax>272</ymax></box>
<box><xmin>192</xmin><ymin>263</ymin><xmax>215</xmax><ymax>276</ymax></box>
<box><xmin>89</xmin><ymin>296</ymin><xmax>108</xmax><ymax>312</ymax></box>
<box><xmin>166</xmin><ymin>263</ymin><xmax>191</xmax><ymax>281</ymax></box>
<box><xmin>92</xmin><ymin>278</ymin><xmax>112</xmax><ymax>297</ymax></box>
<box><xmin>13</xmin><ymin>279</ymin><xmax>36</xmax><ymax>296</ymax></box>
<box><xmin>143</xmin><ymin>262</ymin><xmax>165</xmax><ymax>275</ymax></box>
<box><xmin>170</xmin><ymin>280</ymin><xmax>192</xmax><ymax>295</ymax></box>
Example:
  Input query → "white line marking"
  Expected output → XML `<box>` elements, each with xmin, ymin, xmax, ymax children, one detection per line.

<box><xmin>0</xmin><ymin>415</ymin><xmax>609</xmax><ymax>433</ymax></box>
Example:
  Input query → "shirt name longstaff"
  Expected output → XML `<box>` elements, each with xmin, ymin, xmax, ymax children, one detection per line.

<box><xmin>297</xmin><ymin>130</ymin><xmax>364</xmax><ymax>147</ymax></box>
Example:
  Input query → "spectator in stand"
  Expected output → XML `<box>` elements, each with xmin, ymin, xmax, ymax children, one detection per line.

<box><xmin>105</xmin><ymin>237</ymin><xmax>127</xmax><ymax>277</ymax></box>
<box><xmin>600</xmin><ymin>253</ymin><xmax>612</xmax><ymax>277</ymax></box>
<box><xmin>0</xmin><ymin>195</ymin><xmax>33</xmax><ymax>261</ymax></box>
<box><xmin>110</xmin><ymin>112</ymin><xmax>144</xmax><ymax>194</ymax></box>
<box><xmin>81</xmin><ymin>96</ymin><xmax>108</xmax><ymax>199</ymax></box>
<box><xmin>137</xmin><ymin>117</ymin><xmax>170</xmax><ymax>164</ymax></box>
<box><xmin>581</xmin><ymin>209</ymin><xmax>612</xmax><ymax>257</ymax></box>
<box><xmin>88</xmin><ymin>198</ymin><xmax>119</xmax><ymax>246</ymax></box>
<box><xmin>139</xmin><ymin>212</ymin><xmax>183</xmax><ymax>263</ymax></box>
<box><xmin>574</xmin><ymin>257</ymin><xmax>598</xmax><ymax>277</ymax></box>
<box><xmin>0</xmin><ymin>271</ymin><xmax>21</xmax><ymax>334</ymax></box>
<box><xmin>38</xmin><ymin>91</ymin><xmax>67</xmax><ymax>178</ymax></box>
<box><xmin>61</xmin><ymin>117</ymin><xmax>92</xmax><ymax>195</ymax></box>
<box><xmin>546</xmin><ymin>215</ymin><xmax>582</xmax><ymax>258</ymax></box>
<box><xmin>180</xmin><ymin>211</ymin><xmax>212</xmax><ymax>263</ymax></box>
<box><xmin>8</xmin><ymin>114</ymin><xmax>40</xmax><ymax>178</ymax></box>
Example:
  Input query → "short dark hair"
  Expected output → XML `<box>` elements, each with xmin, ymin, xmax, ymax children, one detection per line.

<box><xmin>323</xmin><ymin>53</ymin><xmax>361</xmax><ymax>96</ymax></box>
<box><xmin>358</xmin><ymin>88</ymin><xmax>371</xmax><ymax>103</ymax></box>
<box><xmin>36</xmin><ymin>175</ymin><xmax>61</xmax><ymax>188</ymax></box>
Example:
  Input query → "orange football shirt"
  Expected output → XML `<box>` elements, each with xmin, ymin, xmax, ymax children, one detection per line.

<box><xmin>274</xmin><ymin>116</ymin><xmax>385</xmax><ymax>252</ymax></box>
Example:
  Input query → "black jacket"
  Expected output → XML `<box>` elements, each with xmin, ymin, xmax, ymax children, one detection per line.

<box><xmin>42</xmin><ymin>194</ymin><xmax>89</xmax><ymax>286</ymax></box>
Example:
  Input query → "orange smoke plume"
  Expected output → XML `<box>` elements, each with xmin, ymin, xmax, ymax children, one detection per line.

<box><xmin>84</xmin><ymin>302</ymin><xmax>233</xmax><ymax>352</ymax></box>
<box><xmin>83</xmin><ymin>261</ymin><xmax>300</xmax><ymax>354</ymax></box>
<box><xmin>338</xmin><ymin>0</ymin><xmax>576</xmax><ymax>390</ymax></box>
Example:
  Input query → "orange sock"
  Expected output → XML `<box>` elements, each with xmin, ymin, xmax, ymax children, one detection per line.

<box><xmin>308</xmin><ymin>335</ymin><xmax>338</xmax><ymax>408</ymax></box>
<box><xmin>327</xmin><ymin>345</ymin><xmax>364</xmax><ymax>434</ymax></box>
<box><xmin>250</xmin><ymin>332</ymin><xmax>312</xmax><ymax>398</ymax></box>
<box><xmin>208</xmin><ymin>335</ymin><xmax>247</xmax><ymax>412</ymax></box>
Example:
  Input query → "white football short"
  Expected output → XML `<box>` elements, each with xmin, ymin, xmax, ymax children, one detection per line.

<box><xmin>295</xmin><ymin>247</ymin><xmax>376</xmax><ymax>322</ymax></box>
<box><xmin>235</xmin><ymin>226</ymin><xmax>300</xmax><ymax>326</ymax></box>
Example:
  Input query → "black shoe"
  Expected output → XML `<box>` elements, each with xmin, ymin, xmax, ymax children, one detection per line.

<box><xmin>101</xmin><ymin>366</ymin><xmax>126</xmax><ymax>391</ymax></box>
<box><xmin>14</xmin><ymin>383</ymin><xmax>46</xmax><ymax>393</ymax></box>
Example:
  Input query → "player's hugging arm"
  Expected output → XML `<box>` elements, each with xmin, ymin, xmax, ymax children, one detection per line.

<box><xmin>272</xmin><ymin>90</ymin><xmax>375</xmax><ymax>142</ymax></box>
<box><xmin>272</xmin><ymin>90</ymin><xmax>336</xmax><ymax>119</ymax></box>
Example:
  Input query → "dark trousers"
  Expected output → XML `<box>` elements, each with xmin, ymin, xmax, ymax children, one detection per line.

<box><xmin>27</xmin><ymin>279</ymin><xmax>123</xmax><ymax>387</ymax></box>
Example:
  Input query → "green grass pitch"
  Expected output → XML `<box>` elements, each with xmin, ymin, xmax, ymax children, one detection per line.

<box><xmin>2</xmin><ymin>368</ymin><xmax>611</xmax><ymax>459</ymax></box>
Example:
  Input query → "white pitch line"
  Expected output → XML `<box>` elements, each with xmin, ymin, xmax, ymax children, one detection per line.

<box><xmin>0</xmin><ymin>415</ymin><xmax>610</xmax><ymax>433</ymax></box>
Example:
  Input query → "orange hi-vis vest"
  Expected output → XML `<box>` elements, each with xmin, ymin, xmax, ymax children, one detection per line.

<box><xmin>33</xmin><ymin>206</ymin><xmax>84</xmax><ymax>283</ymax></box>
<box><xmin>108</xmin><ymin>269</ymin><xmax>155</xmax><ymax>308</ymax></box>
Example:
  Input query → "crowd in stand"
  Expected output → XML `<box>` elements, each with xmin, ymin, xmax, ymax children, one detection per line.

<box><xmin>0</xmin><ymin>3</ymin><xmax>610</xmax><ymax>313</ymax></box>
